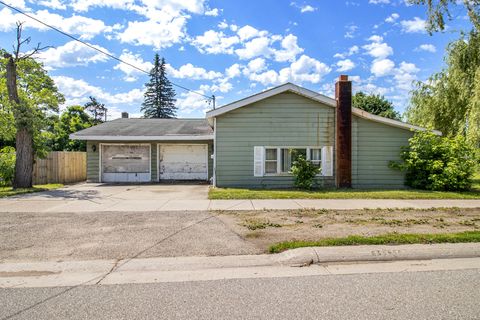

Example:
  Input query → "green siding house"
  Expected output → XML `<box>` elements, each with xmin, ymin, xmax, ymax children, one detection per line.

<box><xmin>71</xmin><ymin>76</ymin><xmax>436</xmax><ymax>188</ymax></box>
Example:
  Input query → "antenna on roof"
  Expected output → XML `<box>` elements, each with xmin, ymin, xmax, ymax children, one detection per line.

<box><xmin>212</xmin><ymin>95</ymin><xmax>216</xmax><ymax>110</ymax></box>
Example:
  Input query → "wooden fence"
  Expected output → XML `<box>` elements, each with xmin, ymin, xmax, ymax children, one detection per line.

<box><xmin>33</xmin><ymin>151</ymin><xmax>86</xmax><ymax>185</ymax></box>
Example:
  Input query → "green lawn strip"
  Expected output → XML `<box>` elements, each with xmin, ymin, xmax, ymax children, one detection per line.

<box><xmin>268</xmin><ymin>231</ymin><xmax>480</xmax><ymax>253</ymax></box>
<box><xmin>0</xmin><ymin>184</ymin><xmax>63</xmax><ymax>198</ymax></box>
<box><xmin>209</xmin><ymin>188</ymin><xmax>480</xmax><ymax>200</ymax></box>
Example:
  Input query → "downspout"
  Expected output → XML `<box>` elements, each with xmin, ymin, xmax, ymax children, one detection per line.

<box><xmin>213</xmin><ymin>117</ymin><xmax>217</xmax><ymax>187</ymax></box>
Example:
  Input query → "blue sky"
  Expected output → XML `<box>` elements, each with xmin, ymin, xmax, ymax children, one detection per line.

<box><xmin>0</xmin><ymin>0</ymin><xmax>471</xmax><ymax>119</ymax></box>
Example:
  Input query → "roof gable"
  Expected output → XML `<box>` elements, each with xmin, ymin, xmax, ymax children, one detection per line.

<box><xmin>206</xmin><ymin>82</ymin><xmax>440</xmax><ymax>134</ymax></box>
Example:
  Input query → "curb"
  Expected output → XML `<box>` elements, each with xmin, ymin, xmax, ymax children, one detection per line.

<box><xmin>275</xmin><ymin>243</ymin><xmax>480</xmax><ymax>266</ymax></box>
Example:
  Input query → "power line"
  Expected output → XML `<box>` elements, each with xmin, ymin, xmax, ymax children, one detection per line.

<box><xmin>0</xmin><ymin>0</ymin><xmax>214</xmax><ymax>102</ymax></box>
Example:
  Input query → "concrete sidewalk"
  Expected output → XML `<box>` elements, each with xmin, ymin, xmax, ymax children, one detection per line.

<box><xmin>1</xmin><ymin>243</ymin><xmax>479</xmax><ymax>288</ymax></box>
<box><xmin>0</xmin><ymin>198</ymin><xmax>479</xmax><ymax>212</ymax></box>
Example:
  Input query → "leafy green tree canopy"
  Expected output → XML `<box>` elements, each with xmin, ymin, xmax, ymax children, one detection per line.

<box><xmin>352</xmin><ymin>92</ymin><xmax>401</xmax><ymax>120</ymax></box>
<box><xmin>406</xmin><ymin>30</ymin><xmax>480</xmax><ymax>146</ymax></box>
<box><xmin>0</xmin><ymin>49</ymin><xmax>64</xmax><ymax>156</ymax></box>
<box><xmin>141</xmin><ymin>54</ymin><xmax>177</xmax><ymax>118</ymax></box>
<box><xmin>48</xmin><ymin>106</ymin><xmax>93</xmax><ymax>151</ymax></box>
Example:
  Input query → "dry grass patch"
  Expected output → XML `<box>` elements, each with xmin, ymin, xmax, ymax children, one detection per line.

<box><xmin>216</xmin><ymin>207</ymin><xmax>480</xmax><ymax>252</ymax></box>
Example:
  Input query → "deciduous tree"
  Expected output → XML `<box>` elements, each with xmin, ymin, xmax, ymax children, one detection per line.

<box><xmin>1</xmin><ymin>23</ymin><xmax>64</xmax><ymax>188</ymax></box>
<box><xmin>352</xmin><ymin>92</ymin><xmax>400</xmax><ymax>120</ymax></box>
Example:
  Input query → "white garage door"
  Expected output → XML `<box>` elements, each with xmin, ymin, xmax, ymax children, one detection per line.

<box><xmin>101</xmin><ymin>144</ymin><xmax>151</xmax><ymax>182</ymax></box>
<box><xmin>158</xmin><ymin>144</ymin><xmax>208</xmax><ymax>180</ymax></box>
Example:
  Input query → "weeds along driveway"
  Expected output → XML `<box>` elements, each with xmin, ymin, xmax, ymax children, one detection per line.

<box><xmin>0</xmin><ymin>210</ymin><xmax>259</xmax><ymax>263</ymax></box>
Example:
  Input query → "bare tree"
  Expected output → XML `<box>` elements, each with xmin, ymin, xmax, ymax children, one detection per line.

<box><xmin>4</xmin><ymin>22</ymin><xmax>49</xmax><ymax>188</ymax></box>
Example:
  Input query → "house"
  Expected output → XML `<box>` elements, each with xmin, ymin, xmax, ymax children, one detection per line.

<box><xmin>71</xmin><ymin>75</ymin><xmax>434</xmax><ymax>188</ymax></box>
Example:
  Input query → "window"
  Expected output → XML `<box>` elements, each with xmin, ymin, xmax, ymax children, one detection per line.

<box><xmin>255</xmin><ymin>146</ymin><xmax>332</xmax><ymax>177</ymax></box>
<box><xmin>310</xmin><ymin>148</ymin><xmax>321</xmax><ymax>168</ymax></box>
<box><xmin>265</xmin><ymin>148</ymin><xmax>278</xmax><ymax>174</ymax></box>
<box><xmin>280</xmin><ymin>148</ymin><xmax>307</xmax><ymax>173</ymax></box>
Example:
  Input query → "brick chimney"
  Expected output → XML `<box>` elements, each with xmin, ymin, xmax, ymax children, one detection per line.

<box><xmin>121</xmin><ymin>112</ymin><xmax>129</xmax><ymax>118</ymax></box>
<box><xmin>335</xmin><ymin>75</ymin><xmax>352</xmax><ymax>188</ymax></box>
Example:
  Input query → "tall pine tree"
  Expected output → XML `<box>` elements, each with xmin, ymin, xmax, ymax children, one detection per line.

<box><xmin>141</xmin><ymin>54</ymin><xmax>177</xmax><ymax>118</ymax></box>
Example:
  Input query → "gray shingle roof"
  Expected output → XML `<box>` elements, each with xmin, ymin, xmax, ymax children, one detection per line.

<box><xmin>70</xmin><ymin>118</ymin><xmax>213</xmax><ymax>140</ymax></box>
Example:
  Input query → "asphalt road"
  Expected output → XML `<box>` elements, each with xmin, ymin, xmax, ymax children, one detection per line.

<box><xmin>1</xmin><ymin>268</ymin><xmax>479</xmax><ymax>320</ymax></box>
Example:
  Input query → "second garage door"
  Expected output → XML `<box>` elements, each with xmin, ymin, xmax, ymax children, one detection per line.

<box><xmin>158</xmin><ymin>144</ymin><xmax>208</xmax><ymax>181</ymax></box>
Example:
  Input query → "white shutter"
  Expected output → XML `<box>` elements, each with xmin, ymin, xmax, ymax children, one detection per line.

<box><xmin>253</xmin><ymin>146</ymin><xmax>264</xmax><ymax>177</ymax></box>
<box><xmin>321</xmin><ymin>146</ymin><xmax>333</xmax><ymax>176</ymax></box>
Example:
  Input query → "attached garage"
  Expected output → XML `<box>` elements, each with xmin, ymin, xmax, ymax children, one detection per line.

<box><xmin>158</xmin><ymin>144</ymin><xmax>208</xmax><ymax>181</ymax></box>
<box><xmin>101</xmin><ymin>144</ymin><xmax>151</xmax><ymax>182</ymax></box>
<box><xmin>70</xmin><ymin>118</ymin><xmax>214</xmax><ymax>183</ymax></box>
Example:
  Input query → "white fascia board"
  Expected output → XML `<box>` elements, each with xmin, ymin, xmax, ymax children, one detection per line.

<box><xmin>206</xmin><ymin>83</ymin><xmax>336</xmax><ymax>118</ymax></box>
<box><xmin>69</xmin><ymin>134</ymin><xmax>214</xmax><ymax>141</ymax></box>
<box><xmin>352</xmin><ymin>107</ymin><xmax>442</xmax><ymax>135</ymax></box>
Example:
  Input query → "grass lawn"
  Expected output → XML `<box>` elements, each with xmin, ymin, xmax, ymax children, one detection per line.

<box><xmin>209</xmin><ymin>173</ymin><xmax>480</xmax><ymax>200</ymax></box>
<box><xmin>0</xmin><ymin>184</ymin><xmax>63</xmax><ymax>198</ymax></box>
<box><xmin>269</xmin><ymin>231</ymin><xmax>480</xmax><ymax>253</ymax></box>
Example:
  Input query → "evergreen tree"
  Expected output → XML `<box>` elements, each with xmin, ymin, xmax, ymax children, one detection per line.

<box><xmin>141</xmin><ymin>54</ymin><xmax>177</xmax><ymax>118</ymax></box>
<box><xmin>84</xmin><ymin>96</ymin><xmax>107</xmax><ymax>124</ymax></box>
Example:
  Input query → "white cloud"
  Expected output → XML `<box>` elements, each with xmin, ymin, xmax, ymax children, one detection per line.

<box><xmin>417</xmin><ymin>43</ymin><xmax>436</xmax><ymax>52</ymax></box>
<box><xmin>176</xmin><ymin>88</ymin><xmax>211</xmax><ymax>115</ymax></box>
<box><xmin>37</xmin><ymin>41</ymin><xmax>109</xmax><ymax>69</ymax></box>
<box><xmin>204</xmin><ymin>8</ymin><xmax>219</xmax><ymax>16</ymax></box>
<box><xmin>36</xmin><ymin>0</ymin><xmax>67</xmax><ymax>10</ymax></box>
<box><xmin>118</xmin><ymin>12</ymin><xmax>187</xmax><ymax>49</ymax></box>
<box><xmin>249</xmin><ymin>55</ymin><xmax>331</xmax><ymax>86</ymax></box>
<box><xmin>300</xmin><ymin>5</ymin><xmax>316</xmax><ymax>13</ymax></box>
<box><xmin>192</xmin><ymin>30</ymin><xmax>240</xmax><ymax>54</ymax></box>
<box><xmin>336</xmin><ymin>59</ymin><xmax>355</xmax><ymax>72</ymax></box>
<box><xmin>371</xmin><ymin>58</ymin><xmax>395</xmax><ymax>77</ymax></box>
<box><xmin>3</xmin><ymin>0</ymin><xmax>27</xmax><ymax>10</ymax></box>
<box><xmin>290</xmin><ymin>2</ymin><xmax>317</xmax><ymax>13</ymax></box>
<box><xmin>69</xmin><ymin>0</ymin><xmax>135</xmax><ymax>12</ymax></box>
<box><xmin>139</xmin><ymin>0</ymin><xmax>205</xmax><ymax>14</ymax></box>
<box><xmin>0</xmin><ymin>8</ymin><xmax>118</xmax><ymax>39</ymax></box>
<box><xmin>218</xmin><ymin>21</ymin><xmax>228</xmax><ymax>29</ymax></box>
<box><xmin>246</xmin><ymin>58</ymin><xmax>266</xmax><ymax>74</ymax></box>
<box><xmin>52</xmin><ymin>75</ymin><xmax>144</xmax><ymax>111</ymax></box>
<box><xmin>235</xmin><ymin>36</ymin><xmax>271</xmax><ymax>60</ymax></box>
<box><xmin>344</xmin><ymin>24</ymin><xmax>358</xmax><ymax>38</ymax></box>
<box><xmin>114</xmin><ymin>50</ymin><xmax>153</xmax><ymax>81</ymax></box>
<box><xmin>167</xmin><ymin>63</ymin><xmax>222</xmax><ymax>80</ymax></box>
<box><xmin>237</xmin><ymin>25</ymin><xmax>264</xmax><ymax>41</ymax></box>
<box><xmin>349</xmin><ymin>45</ymin><xmax>359</xmax><ymax>55</ymax></box>
<box><xmin>363</xmin><ymin>35</ymin><xmax>393</xmax><ymax>59</ymax></box>
<box><xmin>272</xmin><ymin>34</ymin><xmax>304</xmax><ymax>62</ymax></box>
<box><xmin>400</xmin><ymin>17</ymin><xmax>426</xmax><ymax>33</ymax></box>
<box><xmin>225</xmin><ymin>63</ymin><xmax>242</xmax><ymax>78</ymax></box>
<box><xmin>393</xmin><ymin>61</ymin><xmax>419</xmax><ymax>90</ymax></box>
<box><xmin>369</xmin><ymin>0</ymin><xmax>390</xmax><ymax>4</ymax></box>
<box><xmin>334</xmin><ymin>45</ymin><xmax>359</xmax><ymax>59</ymax></box>
<box><xmin>385</xmin><ymin>13</ymin><xmax>399</xmax><ymax>23</ymax></box>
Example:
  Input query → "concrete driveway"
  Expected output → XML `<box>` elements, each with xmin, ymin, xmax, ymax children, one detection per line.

<box><xmin>0</xmin><ymin>209</ymin><xmax>260</xmax><ymax>263</ymax></box>
<box><xmin>0</xmin><ymin>183</ymin><xmax>211</xmax><ymax>213</ymax></box>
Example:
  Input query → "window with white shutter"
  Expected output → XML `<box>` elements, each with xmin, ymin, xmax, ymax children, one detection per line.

<box><xmin>253</xmin><ymin>146</ymin><xmax>264</xmax><ymax>177</ymax></box>
<box><xmin>321</xmin><ymin>146</ymin><xmax>333</xmax><ymax>176</ymax></box>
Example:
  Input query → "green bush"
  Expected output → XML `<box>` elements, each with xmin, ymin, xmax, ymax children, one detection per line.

<box><xmin>0</xmin><ymin>147</ymin><xmax>15</xmax><ymax>187</ymax></box>
<box><xmin>390</xmin><ymin>131</ymin><xmax>478</xmax><ymax>191</ymax></box>
<box><xmin>290</xmin><ymin>155</ymin><xmax>320</xmax><ymax>189</ymax></box>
